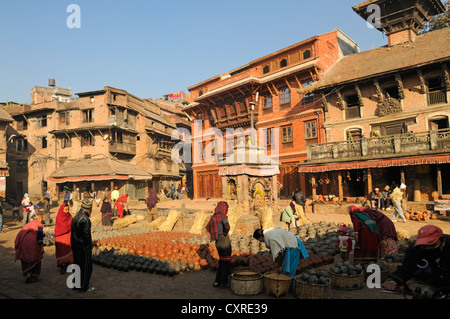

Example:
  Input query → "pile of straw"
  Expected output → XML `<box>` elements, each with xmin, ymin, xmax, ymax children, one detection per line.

<box><xmin>258</xmin><ymin>205</ymin><xmax>274</xmax><ymax>230</ymax></box>
<box><xmin>113</xmin><ymin>214</ymin><xmax>146</xmax><ymax>229</ymax></box>
<box><xmin>227</xmin><ymin>204</ymin><xmax>244</xmax><ymax>236</ymax></box>
<box><xmin>158</xmin><ymin>210</ymin><xmax>182</xmax><ymax>232</ymax></box>
<box><xmin>189</xmin><ymin>211</ymin><xmax>210</xmax><ymax>235</ymax></box>
<box><xmin>147</xmin><ymin>216</ymin><xmax>167</xmax><ymax>230</ymax></box>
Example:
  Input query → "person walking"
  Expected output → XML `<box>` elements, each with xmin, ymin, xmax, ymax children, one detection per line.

<box><xmin>54</xmin><ymin>203</ymin><xmax>74</xmax><ymax>274</ymax></box>
<box><xmin>71</xmin><ymin>198</ymin><xmax>94</xmax><ymax>292</ymax></box>
<box><xmin>206</xmin><ymin>201</ymin><xmax>231</xmax><ymax>288</ymax></box>
<box><xmin>14</xmin><ymin>213</ymin><xmax>44</xmax><ymax>283</ymax></box>
<box><xmin>253</xmin><ymin>227</ymin><xmax>308</xmax><ymax>278</ymax></box>
<box><xmin>390</xmin><ymin>183</ymin><xmax>407</xmax><ymax>222</ymax></box>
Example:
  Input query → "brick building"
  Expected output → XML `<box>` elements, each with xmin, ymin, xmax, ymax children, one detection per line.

<box><xmin>0</xmin><ymin>107</ymin><xmax>14</xmax><ymax>199</ymax></box>
<box><xmin>298</xmin><ymin>0</ymin><xmax>450</xmax><ymax>202</ymax></box>
<box><xmin>184</xmin><ymin>29</ymin><xmax>360</xmax><ymax>200</ymax></box>
<box><xmin>4</xmin><ymin>84</ymin><xmax>188</xmax><ymax>201</ymax></box>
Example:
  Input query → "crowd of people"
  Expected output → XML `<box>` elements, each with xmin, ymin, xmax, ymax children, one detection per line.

<box><xmin>10</xmin><ymin>181</ymin><xmax>450</xmax><ymax>296</ymax></box>
<box><xmin>13</xmin><ymin>186</ymin><xmax>131</xmax><ymax>291</ymax></box>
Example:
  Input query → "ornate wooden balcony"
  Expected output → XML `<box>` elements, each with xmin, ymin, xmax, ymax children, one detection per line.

<box><xmin>306</xmin><ymin>128</ymin><xmax>450</xmax><ymax>163</ymax></box>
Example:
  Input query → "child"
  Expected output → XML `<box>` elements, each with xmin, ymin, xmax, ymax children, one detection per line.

<box><xmin>337</xmin><ymin>224</ymin><xmax>352</xmax><ymax>262</ymax></box>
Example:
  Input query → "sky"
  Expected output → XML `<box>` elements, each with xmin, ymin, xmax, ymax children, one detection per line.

<box><xmin>0</xmin><ymin>0</ymin><xmax>387</xmax><ymax>104</ymax></box>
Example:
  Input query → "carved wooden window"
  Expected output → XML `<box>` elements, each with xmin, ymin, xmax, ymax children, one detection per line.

<box><xmin>266</xmin><ymin>128</ymin><xmax>274</xmax><ymax>145</ymax></box>
<box><xmin>427</xmin><ymin>76</ymin><xmax>447</xmax><ymax>105</ymax></box>
<box><xmin>35</xmin><ymin>115</ymin><xmax>47</xmax><ymax>128</ymax></box>
<box><xmin>345</xmin><ymin>94</ymin><xmax>361</xmax><ymax>119</ymax></box>
<box><xmin>262</xmin><ymin>65</ymin><xmax>270</xmax><ymax>74</ymax></box>
<box><xmin>303</xmin><ymin>80</ymin><xmax>315</xmax><ymax>105</ymax></box>
<box><xmin>305</xmin><ymin>121</ymin><xmax>317</xmax><ymax>139</ymax></box>
<box><xmin>280</xmin><ymin>87</ymin><xmax>290</xmax><ymax>105</ymax></box>
<box><xmin>281</xmin><ymin>125</ymin><xmax>293</xmax><ymax>145</ymax></box>
<box><xmin>82</xmin><ymin>109</ymin><xmax>94</xmax><ymax>123</ymax></box>
<box><xmin>60</xmin><ymin>111</ymin><xmax>70</xmax><ymax>126</ymax></box>
<box><xmin>303</xmin><ymin>49</ymin><xmax>312</xmax><ymax>60</ymax></box>
<box><xmin>347</xmin><ymin>128</ymin><xmax>362</xmax><ymax>140</ymax></box>
<box><xmin>383</xmin><ymin>86</ymin><xmax>400</xmax><ymax>100</ymax></box>
<box><xmin>61</xmin><ymin>136</ymin><xmax>72</xmax><ymax>149</ymax></box>
<box><xmin>280</xmin><ymin>58</ymin><xmax>288</xmax><ymax>68</ymax></box>
<box><xmin>81</xmin><ymin>133</ymin><xmax>95</xmax><ymax>146</ymax></box>
<box><xmin>263</xmin><ymin>96</ymin><xmax>272</xmax><ymax>109</ymax></box>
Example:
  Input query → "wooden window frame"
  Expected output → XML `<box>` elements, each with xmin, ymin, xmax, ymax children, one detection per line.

<box><xmin>280</xmin><ymin>87</ymin><xmax>291</xmax><ymax>106</ymax></box>
<box><xmin>305</xmin><ymin>120</ymin><xmax>317</xmax><ymax>139</ymax></box>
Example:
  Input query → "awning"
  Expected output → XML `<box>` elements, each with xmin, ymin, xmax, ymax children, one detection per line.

<box><xmin>298</xmin><ymin>154</ymin><xmax>450</xmax><ymax>173</ymax></box>
<box><xmin>47</xmin><ymin>157</ymin><xmax>153</xmax><ymax>183</ymax></box>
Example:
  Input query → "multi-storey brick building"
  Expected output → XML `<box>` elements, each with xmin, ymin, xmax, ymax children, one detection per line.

<box><xmin>298</xmin><ymin>0</ymin><xmax>450</xmax><ymax>202</ymax></box>
<box><xmin>184</xmin><ymin>29</ymin><xmax>360</xmax><ymax>200</ymax></box>
<box><xmin>4</xmin><ymin>84</ymin><xmax>188</xmax><ymax>201</ymax></box>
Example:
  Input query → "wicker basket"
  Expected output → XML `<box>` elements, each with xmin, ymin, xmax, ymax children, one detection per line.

<box><xmin>263</xmin><ymin>271</ymin><xmax>292</xmax><ymax>298</ymax></box>
<box><xmin>230</xmin><ymin>271</ymin><xmax>264</xmax><ymax>296</ymax></box>
<box><xmin>293</xmin><ymin>276</ymin><xmax>332</xmax><ymax>299</ymax></box>
<box><xmin>327</xmin><ymin>270</ymin><xmax>365</xmax><ymax>290</ymax></box>
<box><xmin>379</xmin><ymin>261</ymin><xmax>402</xmax><ymax>274</ymax></box>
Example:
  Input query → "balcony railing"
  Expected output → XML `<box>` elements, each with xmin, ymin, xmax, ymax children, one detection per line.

<box><xmin>307</xmin><ymin>128</ymin><xmax>450</xmax><ymax>162</ymax></box>
<box><xmin>109</xmin><ymin>142</ymin><xmax>136</xmax><ymax>155</ymax></box>
<box><xmin>428</xmin><ymin>90</ymin><xmax>447</xmax><ymax>105</ymax></box>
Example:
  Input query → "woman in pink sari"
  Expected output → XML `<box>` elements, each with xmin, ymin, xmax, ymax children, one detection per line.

<box><xmin>15</xmin><ymin>215</ymin><xmax>44</xmax><ymax>283</ymax></box>
<box><xmin>54</xmin><ymin>203</ymin><xmax>74</xmax><ymax>274</ymax></box>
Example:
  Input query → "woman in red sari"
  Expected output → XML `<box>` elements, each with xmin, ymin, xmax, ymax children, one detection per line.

<box><xmin>116</xmin><ymin>194</ymin><xmax>128</xmax><ymax>219</ymax></box>
<box><xmin>15</xmin><ymin>215</ymin><xmax>44</xmax><ymax>283</ymax></box>
<box><xmin>54</xmin><ymin>203</ymin><xmax>74</xmax><ymax>274</ymax></box>
<box><xmin>348</xmin><ymin>205</ymin><xmax>380</xmax><ymax>264</ymax></box>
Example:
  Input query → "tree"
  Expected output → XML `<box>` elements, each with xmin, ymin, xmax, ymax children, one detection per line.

<box><xmin>420</xmin><ymin>0</ymin><xmax>450</xmax><ymax>33</ymax></box>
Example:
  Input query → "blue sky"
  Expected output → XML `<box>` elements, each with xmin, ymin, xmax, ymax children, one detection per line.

<box><xmin>0</xmin><ymin>0</ymin><xmax>386</xmax><ymax>104</ymax></box>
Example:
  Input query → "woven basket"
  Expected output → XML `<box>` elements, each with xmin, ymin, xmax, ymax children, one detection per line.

<box><xmin>293</xmin><ymin>276</ymin><xmax>332</xmax><ymax>299</ymax></box>
<box><xmin>379</xmin><ymin>261</ymin><xmax>402</xmax><ymax>274</ymax></box>
<box><xmin>263</xmin><ymin>271</ymin><xmax>292</xmax><ymax>298</ymax></box>
<box><xmin>327</xmin><ymin>270</ymin><xmax>365</xmax><ymax>290</ymax></box>
<box><xmin>230</xmin><ymin>271</ymin><xmax>264</xmax><ymax>296</ymax></box>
